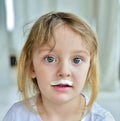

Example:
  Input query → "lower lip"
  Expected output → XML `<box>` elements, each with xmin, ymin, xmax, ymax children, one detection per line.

<box><xmin>52</xmin><ymin>85</ymin><xmax>72</xmax><ymax>92</ymax></box>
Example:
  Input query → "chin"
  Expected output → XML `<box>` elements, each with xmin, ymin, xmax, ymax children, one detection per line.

<box><xmin>52</xmin><ymin>95</ymin><xmax>75</xmax><ymax>104</ymax></box>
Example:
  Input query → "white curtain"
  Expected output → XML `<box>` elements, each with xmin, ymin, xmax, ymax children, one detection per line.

<box><xmin>96</xmin><ymin>0</ymin><xmax>120</xmax><ymax>91</ymax></box>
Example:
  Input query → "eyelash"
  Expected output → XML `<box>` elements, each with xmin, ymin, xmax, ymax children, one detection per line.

<box><xmin>43</xmin><ymin>55</ymin><xmax>84</xmax><ymax>64</ymax></box>
<box><xmin>72</xmin><ymin>56</ymin><xmax>83</xmax><ymax>64</ymax></box>
<box><xmin>44</xmin><ymin>55</ymin><xmax>57</xmax><ymax>63</ymax></box>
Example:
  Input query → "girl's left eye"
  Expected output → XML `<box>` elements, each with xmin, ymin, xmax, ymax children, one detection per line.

<box><xmin>44</xmin><ymin>56</ymin><xmax>56</xmax><ymax>63</ymax></box>
<box><xmin>73</xmin><ymin>57</ymin><xmax>83</xmax><ymax>64</ymax></box>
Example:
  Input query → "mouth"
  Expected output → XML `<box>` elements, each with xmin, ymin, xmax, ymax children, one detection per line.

<box><xmin>52</xmin><ymin>84</ymin><xmax>72</xmax><ymax>87</ymax></box>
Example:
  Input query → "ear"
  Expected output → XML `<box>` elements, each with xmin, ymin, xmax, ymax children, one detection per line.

<box><xmin>30</xmin><ymin>62</ymin><xmax>36</xmax><ymax>78</ymax></box>
<box><xmin>31</xmin><ymin>68</ymin><xmax>36</xmax><ymax>78</ymax></box>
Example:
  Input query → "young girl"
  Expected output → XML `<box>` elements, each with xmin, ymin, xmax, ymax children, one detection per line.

<box><xmin>3</xmin><ymin>12</ymin><xmax>115</xmax><ymax>121</ymax></box>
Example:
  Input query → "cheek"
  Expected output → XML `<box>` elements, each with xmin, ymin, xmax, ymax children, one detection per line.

<box><xmin>76</xmin><ymin>64</ymin><xmax>90</xmax><ymax>84</ymax></box>
<box><xmin>36</xmin><ymin>76</ymin><xmax>48</xmax><ymax>92</ymax></box>
<box><xmin>34</xmin><ymin>67</ymin><xmax>55</xmax><ymax>88</ymax></box>
<box><xmin>75</xmin><ymin>72</ymin><xmax>88</xmax><ymax>92</ymax></box>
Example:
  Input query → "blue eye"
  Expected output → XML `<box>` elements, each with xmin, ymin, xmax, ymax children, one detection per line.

<box><xmin>44</xmin><ymin>56</ymin><xmax>56</xmax><ymax>63</ymax></box>
<box><xmin>73</xmin><ymin>57</ymin><xmax>82</xmax><ymax>64</ymax></box>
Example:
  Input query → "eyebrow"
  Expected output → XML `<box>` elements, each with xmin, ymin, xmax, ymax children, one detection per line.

<box><xmin>38</xmin><ymin>49</ymin><xmax>90</xmax><ymax>56</ymax></box>
<box><xmin>72</xmin><ymin>50</ymin><xmax>90</xmax><ymax>56</ymax></box>
<box><xmin>38</xmin><ymin>48</ymin><xmax>53</xmax><ymax>53</ymax></box>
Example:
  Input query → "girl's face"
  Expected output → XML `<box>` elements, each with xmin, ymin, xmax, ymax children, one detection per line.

<box><xmin>32</xmin><ymin>25</ymin><xmax>90</xmax><ymax>104</ymax></box>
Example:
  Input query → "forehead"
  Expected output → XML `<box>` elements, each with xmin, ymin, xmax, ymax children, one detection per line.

<box><xmin>33</xmin><ymin>23</ymin><xmax>89</xmax><ymax>50</ymax></box>
<box><xmin>53</xmin><ymin>25</ymin><xmax>88</xmax><ymax>49</ymax></box>
<box><xmin>35</xmin><ymin>25</ymin><xmax>90</xmax><ymax>56</ymax></box>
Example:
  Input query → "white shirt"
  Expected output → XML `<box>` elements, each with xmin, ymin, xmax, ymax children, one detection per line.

<box><xmin>3</xmin><ymin>96</ymin><xmax>115</xmax><ymax>121</ymax></box>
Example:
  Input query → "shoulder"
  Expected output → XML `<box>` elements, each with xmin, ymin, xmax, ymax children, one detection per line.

<box><xmin>89</xmin><ymin>102</ymin><xmax>115</xmax><ymax>120</ymax></box>
<box><xmin>2</xmin><ymin>101</ymin><xmax>41</xmax><ymax>121</ymax></box>
<box><xmin>82</xmin><ymin>95</ymin><xmax>115</xmax><ymax>121</ymax></box>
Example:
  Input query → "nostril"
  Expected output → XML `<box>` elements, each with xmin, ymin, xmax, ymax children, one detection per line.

<box><xmin>58</xmin><ymin>73</ymin><xmax>63</xmax><ymax>77</ymax></box>
<box><xmin>57</xmin><ymin>72</ymin><xmax>70</xmax><ymax>77</ymax></box>
<box><xmin>59</xmin><ymin>74</ymin><xmax>62</xmax><ymax>77</ymax></box>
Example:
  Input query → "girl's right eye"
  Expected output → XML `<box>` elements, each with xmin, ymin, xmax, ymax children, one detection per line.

<box><xmin>44</xmin><ymin>56</ymin><xmax>56</xmax><ymax>63</ymax></box>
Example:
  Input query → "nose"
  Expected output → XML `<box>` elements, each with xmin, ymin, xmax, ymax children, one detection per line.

<box><xmin>57</xmin><ymin>61</ymin><xmax>71</xmax><ymax>78</ymax></box>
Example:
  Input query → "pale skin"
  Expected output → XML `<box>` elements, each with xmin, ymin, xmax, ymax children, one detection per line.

<box><xmin>31</xmin><ymin>25</ymin><xmax>91</xmax><ymax>121</ymax></box>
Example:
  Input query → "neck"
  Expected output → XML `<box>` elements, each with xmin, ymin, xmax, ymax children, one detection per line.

<box><xmin>37</xmin><ymin>94</ymin><xmax>85</xmax><ymax>121</ymax></box>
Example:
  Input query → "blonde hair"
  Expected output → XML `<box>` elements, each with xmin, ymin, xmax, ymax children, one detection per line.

<box><xmin>18</xmin><ymin>11</ymin><xmax>99</xmax><ymax>112</ymax></box>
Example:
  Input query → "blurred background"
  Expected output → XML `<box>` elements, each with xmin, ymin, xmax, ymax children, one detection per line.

<box><xmin>0</xmin><ymin>0</ymin><xmax>120</xmax><ymax>120</ymax></box>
